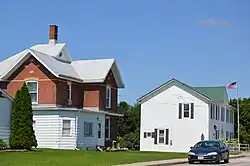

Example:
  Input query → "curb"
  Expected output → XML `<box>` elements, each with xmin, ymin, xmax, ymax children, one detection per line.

<box><xmin>114</xmin><ymin>154</ymin><xmax>246</xmax><ymax>166</ymax></box>
<box><xmin>145</xmin><ymin>155</ymin><xmax>246</xmax><ymax>166</ymax></box>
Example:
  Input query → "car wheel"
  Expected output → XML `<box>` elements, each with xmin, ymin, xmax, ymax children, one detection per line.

<box><xmin>224</xmin><ymin>153</ymin><xmax>229</xmax><ymax>163</ymax></box>
<box><xmin>188</xmin><ymin>160</ymin><xmax>194</xmax><ymax>164</ymax></box>
<box><xmin>216</xmin><ymin>154</ymin><xmax>221</xmax><ymax>164</ymax></box>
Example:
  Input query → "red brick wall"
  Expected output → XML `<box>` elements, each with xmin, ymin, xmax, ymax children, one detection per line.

<box><xmin>0</xmin><ymin>55</ymin><xmax>119</xmax><ymax>114</ymax></box>
<box><xmin>1</xmin><ymin>55</ymin><xmax>57</xmax><ymax>104</ymax></box>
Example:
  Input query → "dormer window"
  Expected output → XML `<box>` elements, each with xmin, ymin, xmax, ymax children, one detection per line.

<box><xmin>66</xmin><ymin>82</ymin><xmax>72</xmax><ymax>104</ymax></box>
<box><xmin>58</xmin><ymin>52</ymin><xmax>62</xmax><ymax>58</ymax></box>
<box><xmin>106</xmin><ymin>85</ymin><xmax>111</xmax><ymax>109</ymax></box>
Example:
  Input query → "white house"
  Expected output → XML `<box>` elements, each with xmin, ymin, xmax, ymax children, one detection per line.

<box><xmin>137</xmin><ymin>78</ymin><xmax>235</xmax><ymax>153</ymax></box>
<box><xmin>0</xmin><ymin>89</ymin><xmax>14</xmax><ymax>145</ymax></box>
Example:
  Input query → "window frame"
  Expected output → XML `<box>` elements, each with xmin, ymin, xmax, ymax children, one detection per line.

<box><xmin>105</xmin><ymin>117</ymin><xmax>111</xmax><ymax>139</ymax></box>
<box><xmin>183</xmin><ymin>103</ymin><xmax>190</xmax><ymax>118</ymax></box>
<box><xmin>221</xmin><ymin>107</ymin><xmax>225</xmax><ymax>121</ymax></box>
<box><xmin>84</xmin><ymin>122</ymin><xmax>93</xmax><ymax>137</ymax></box>
<box><xmin>25</xmin><ymin>80</ymin><xmax>38</xmax><ymax>104</ymax></box>
<box><xmin>66</xmin><ymin>82</ymin><xmax>72</xmax><ymax>104</ymax></box>
<box><xmin>158</xmin><ymin>129</ymin><xmax>165</xmax><ymax>144</ymax></box>
<box><xmin>106</xmin><ymin>86</ymin><xmax>111</xmax><ymax>109</ymax></box>
<box><xmin>62</xmin><ymin>119</ymin><xmax>72</xmax><ymax>137</ymax></box>
<box><xmin>98</xmin><ymin>123</ymin><xmax>101</xmax><ymax>139</ymax></box>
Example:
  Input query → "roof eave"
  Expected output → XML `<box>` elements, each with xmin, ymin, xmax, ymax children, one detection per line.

<box><xmin>137</xmin><ymin>78</ymin><xmax>211</xmax><ymax>104</ymax></box>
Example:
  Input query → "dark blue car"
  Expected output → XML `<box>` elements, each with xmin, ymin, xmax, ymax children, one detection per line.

<box><xmin>188</xmin><ymin>140</ymin><xmax>230</xmax><ymax>164</ymax></box>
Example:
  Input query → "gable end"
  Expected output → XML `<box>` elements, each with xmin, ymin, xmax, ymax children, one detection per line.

<box><xmin>137</xmin><ymin>78</ymin><xmax>211</xmax><ymax>104</ymax></box>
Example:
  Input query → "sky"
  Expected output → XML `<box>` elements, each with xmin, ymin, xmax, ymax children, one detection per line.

<box><xmin>0</xmin><ymin>0</ymin><xmax>250</xmax><ymax>104</ymax></box>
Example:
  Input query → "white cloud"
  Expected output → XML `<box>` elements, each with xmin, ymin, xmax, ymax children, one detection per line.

<box><xmin>199</xmin><ymin>18</ymin><xmax>231</xmax><ymax>27</ymax></box>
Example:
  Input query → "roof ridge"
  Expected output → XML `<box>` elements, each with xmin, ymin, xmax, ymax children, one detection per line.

<box><xmin>72</xmin><ymin>58</ymin><xmax>115</xmax><ymax>62</ymax></box>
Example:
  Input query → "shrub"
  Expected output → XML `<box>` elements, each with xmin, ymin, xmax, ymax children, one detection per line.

<box><xmin>0</xmin><ymin>139</ymin><xmax>7</xmax><ymax>150</ymax></box>
<box><xmin>9</xmin><ymin>83</ymin><xmax>37</xmax><ymax>150</ymax></box>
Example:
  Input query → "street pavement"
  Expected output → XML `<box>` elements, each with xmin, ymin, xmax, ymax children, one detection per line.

<box><xmin>174</xmin><ymin>157</ymin><xmax>250</xmax><ymax>166</ymax></box>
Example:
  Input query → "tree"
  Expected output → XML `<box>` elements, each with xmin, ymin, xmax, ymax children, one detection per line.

<box><xmin>230</xmin><ymin>98</ymin><xmax>250</xmax><ymax>144</ymax></box>
<box><xmin>117</xmin><ymin>101</ymin><xmax>141</xmax><ymax>149</ymax></box>
<box><xmin>9</xmin><ymin>83</ymin><xmax>37</xmax><ymax>149</ymax></box>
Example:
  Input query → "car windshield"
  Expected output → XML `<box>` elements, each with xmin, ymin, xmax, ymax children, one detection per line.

<box><xmin>193</xmin><ymin>141</ymin><xmax>220</xmax><ymax>149</ymax></box>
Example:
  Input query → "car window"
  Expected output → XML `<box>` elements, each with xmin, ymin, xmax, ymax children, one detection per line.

<box><xmin>194</xmin><ymin>141</ymin><xmax>220</xmax><ymax>148</ymax></box>
<box><xmin>221</xmin><ymin>142</ymin><xmax>227</xmax><ymax>149</ymax></box>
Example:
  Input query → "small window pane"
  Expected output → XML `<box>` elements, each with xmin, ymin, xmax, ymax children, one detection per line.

<box><xmin>27</xmin><ymin>82</ymin><xmax>37</xmax><ymax>91</ymax></box>
<box><xmin>30</xmin><ymin>93</ymin><xmax>37</xmax><ymax>103</ymax></box>
<box><xmin>184</xmin><ymin>104</ymin><xmax>189</xmax><ymax>118</ymax></box>
<box><xmin>184</xmin><ymin>104</ymin><xmax>189</xmax><ymax>110</ymax></box>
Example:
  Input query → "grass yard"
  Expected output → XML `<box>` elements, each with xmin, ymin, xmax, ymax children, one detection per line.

<box><xmin>0</xmin><ymin>149</ymin><xmax>187</xmax><ymax>166</ymax></box>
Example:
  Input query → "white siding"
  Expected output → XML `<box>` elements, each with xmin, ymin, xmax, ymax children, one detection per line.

<box><xmin>140</xmin><ymin>85</ymin><xmax>209</xmax><ymax>153</ymax></box>
<box><xmin>0</xmin><ymin>98</ymin><xmax>12</xmax><ymax>145</ymax></box>
<box><xmin>33</xmin><ymin>110</ymin><xmax>105</xmax><ymax>150</ymax></box>
<box><xmin>76</xmin><ymin>112</ymin><xmax>105</xmax><ymax>150</ymax></box>
<box><xmin>208</xmin><ymin>103</ymin><xmax>234</xmax><ymax>140</ymax></box>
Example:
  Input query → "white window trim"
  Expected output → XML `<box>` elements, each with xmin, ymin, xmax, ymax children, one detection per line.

<box><xmin>67</xmin><ymin>82</ymin><xmax>72</xmax><ymax>104</ymax></box>
<box><xmin>84</xmin><ymin>122</ymin><xmax>94</xmax><ymax>137</ymax></box>
<box><xmin>105</xmin><ymin>117</ymin><xmax>111</xmax><ymax>139</ymax></box>
<box><xmin>25</xmin><ymin>80</ymin><xmax>38</xmax><ymax>104</ymax></box>
<box><xmin>106</xmin><ymin>85</ymin><xmax>111</xmax><ymax>109</ymax></box>
<box><xmin>62</xmin><ymin>118</ymin><xmax>73</xmax><ymax>137</ymax></box>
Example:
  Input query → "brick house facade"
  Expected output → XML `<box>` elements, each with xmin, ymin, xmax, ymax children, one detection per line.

<box><xmin>0</xmin><ymin>25</ymin><xmax>124</xmax><ymax>149</ymax></box>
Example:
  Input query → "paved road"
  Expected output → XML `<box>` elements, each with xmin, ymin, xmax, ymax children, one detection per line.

<box><xmin>174</xmin><ymin>157</ymin><xmax>250</xmax><ymax>166</ymax></box>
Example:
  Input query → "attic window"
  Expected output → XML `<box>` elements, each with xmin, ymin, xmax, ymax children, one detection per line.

<box><xmin>59</xmin><ymin>52</ymin><xmax>62</xmax><ymax>57</ymax></box>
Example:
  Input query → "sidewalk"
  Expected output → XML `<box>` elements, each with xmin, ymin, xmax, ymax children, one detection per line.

<box><xmin>114</xmin><ymin>153</ymin><xmax>247</xmax><ymax>166</ymax></box>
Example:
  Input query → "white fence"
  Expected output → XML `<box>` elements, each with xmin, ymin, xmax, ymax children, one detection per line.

<box><xmin>226</xmin><ymin>143</ymin><xmax>250</xmax><ymax>152</ymax></box>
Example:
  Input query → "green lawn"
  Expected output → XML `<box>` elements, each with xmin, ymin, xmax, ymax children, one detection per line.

<box><xmin>0</xmin><ymin>149</ymin><xmax>187</xmax><ymax>166</ymax></box>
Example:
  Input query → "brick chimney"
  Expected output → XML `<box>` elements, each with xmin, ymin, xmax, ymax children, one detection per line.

<box><xmin>49</xmin><ymin>25</ymin><xmax>58</xmax><ymax>45</ymax></box>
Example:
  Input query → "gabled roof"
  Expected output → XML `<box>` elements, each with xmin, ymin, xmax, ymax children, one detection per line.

<box><xmin>0</xmin><ymin>88</ymin><xmax>14</xmax><ymax>101</ymax></box>
<box><xmin>193</xmin><ymin>86</ymin><xmax>226</xmax><ymax>102</ymax></box>
<box><xmin>137</xmin><ymin>78</ymin><xmax>227</xmax><ymax>104</ymax></box>
<box><xmin>0</xmin><ymin>43</ymin><xmax>125</xmax><ymax>88</ymax></box>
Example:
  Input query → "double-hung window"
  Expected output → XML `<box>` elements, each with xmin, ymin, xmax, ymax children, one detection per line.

<box><xmin>62</xmin><ymin>120</ymin><xmax>71</xmax><ymax>137</ymax></box>
<box><xmin>105</xmin><ymin>117</ymin><xmax>110</xmax><ymax>139</ymax></box>
<box><xmin>84</xmin><ymin>122</ymin><xmax>93</xmax><ymax>137</ymax></box>
<box><xmin>26</xmin><ymin>80</ymin><xmax>38</xmax><ymax>104</ymax></box>
<box><xmin>98</xmin><ymin>123</ymin><xmax>101</xmax><ymax>138</ymax></box>
<box><xmin>106</xmin><ymin>86</ymin><xmax>111</xmax><ymax>109</ymax></box>
<box><xmin>178</xmin><ymin>103</ymin><xmax>194</xmax><ymax>119</ymax></box>
<box><xmin>66</xmin><ymin>82</ymin><xmax>72</xmax><ymax>104</ymax></box>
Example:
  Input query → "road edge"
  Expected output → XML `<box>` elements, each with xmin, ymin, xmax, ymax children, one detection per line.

<box><xmin>147</xmin><ymin>154</ymin><xmax>246</xmax><ymax>166</ymax></box>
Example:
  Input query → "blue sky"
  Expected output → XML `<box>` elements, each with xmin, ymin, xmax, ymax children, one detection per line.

<box><xmin>0</xmin><ymin>0</ymin><xmax>249</xmax><ymax>104</ymax></box>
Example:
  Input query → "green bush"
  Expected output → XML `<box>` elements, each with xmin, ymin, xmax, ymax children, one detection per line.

<box><xmin>0</xmin><ymin>139</ymin><xmax>7</xmax><ymax>149</ymax></box>
<box><xmin>9</xmin><ymin>83</ymin><xmax>37</xmax><ymax>150</ymax></box>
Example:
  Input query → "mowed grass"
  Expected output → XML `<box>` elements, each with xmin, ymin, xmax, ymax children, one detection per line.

<box><xmin>0</xmin><ymin>149</ymin><xmax>187</xmax><ymax>166</ymax></box>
